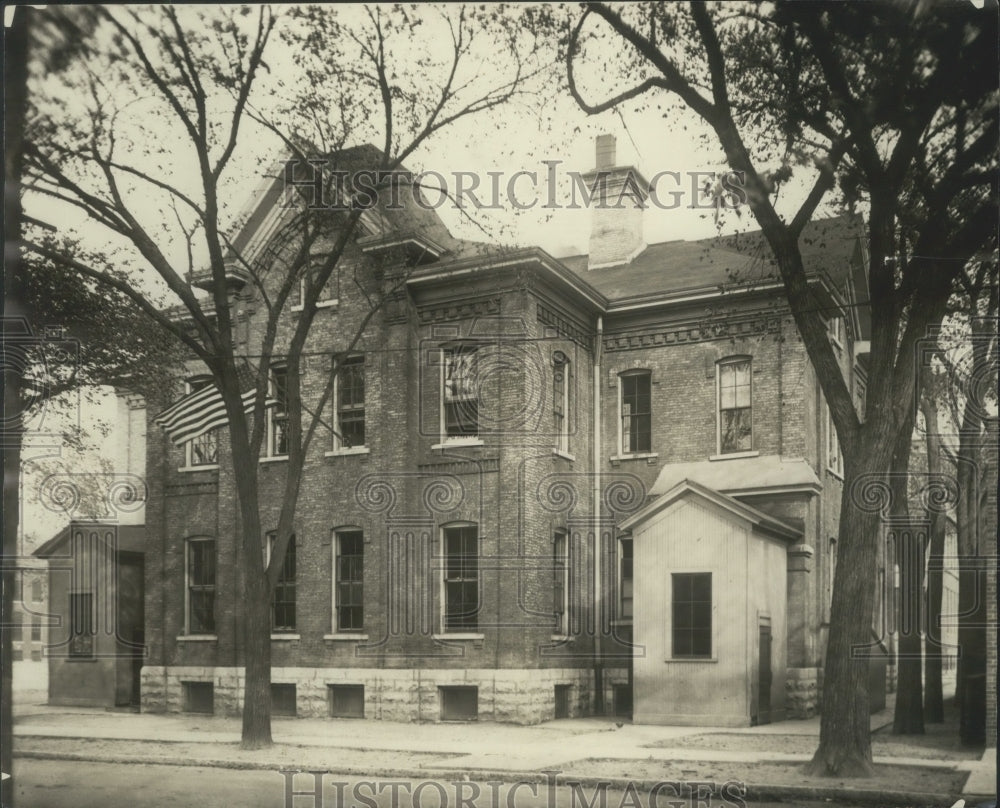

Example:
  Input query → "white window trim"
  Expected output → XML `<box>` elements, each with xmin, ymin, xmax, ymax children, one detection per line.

<box><xmin>265</xmin><ymin>532</ymin><xmax>297</xmax><ymax>634</ymax></box>
<box><xmin>826</xmin><ymin>402</ymin><xmax>844</xmax><ymax>477</ymax></box>
<box><xmin>828</xmin><ymin>315</ymin><xmax>844</xmax><ymax>350</ymax></box>
<box><xmin>554</xmin><ymin>353</ymin><xmax>570</xmax><ymax>454</ymax></box>
<box><xmin>440</xmin><ymin>523</ymin><xmax>480</xmax><ymax>635</ymax></box>
<box><xmin>331</xmin><ymin>355</ymin><xmax>367</xmax><ymax>453</ymax></box>
<box><xmin>291</xmin><ymin>277</ymin><xmax>339</xmax><ymax>312</ymax></box>
<box><xmin>264</xmin><ymin>366</ymin><xmax>289</xmax><ymax>460</ymax></box>
<box><xmin>617</xmin><ymin>370</ymin><xmax>652</xmax><ymax>456</ymax></box>
<box><xmin>332</xmin><ymin>528</ymin><xmax>365</xmax><ymax>635</ymax></box>
<box><xmin>184</xmin><ymin>538</ymin><xmax>215</xmax><ymax>637</ymax></box>
<box><xmin>716</xmin><ymin>357</ymin><xmax>753</xmax><ymax>456</ymax></box>
<box><xmin>439</xmin><ymin>346</ymin><xmax>480</xmax><ymax>444</ymax></box>
<box><xmin>617</xmin><ymin>535</ymin><xmax>633</xmax><ymax>625</ymax></box>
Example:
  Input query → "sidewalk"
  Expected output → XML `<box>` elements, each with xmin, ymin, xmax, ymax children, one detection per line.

<box><xmin>11</xmin><ymin>697</ymin><xmax>996</xmax><ymax>806</ymax></box>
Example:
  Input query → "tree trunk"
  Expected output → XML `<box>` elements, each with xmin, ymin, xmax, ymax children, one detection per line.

<box><xmin>891</xmin><ymin>405</ymin><xmax>924</xmax><ymax>735</ymax></box>
<box><xmin>921</xmin><ymin>395</ymin><xmax>945</xmax><ymax>723</ymax></box>
<box><xmin>804</xmin><ymin>442</ymin><xmax>890</xmax><ymax>777</ymax></box>
<box><xmin>241</xmin><ymin>571</ymin><xmax>273</xmax><ymax>748</ymax></box>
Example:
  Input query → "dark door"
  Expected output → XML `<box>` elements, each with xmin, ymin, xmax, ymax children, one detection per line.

<box><xmin>554</xmin><ymin>685</ymin><xmax>570</xmax><ymax>719</ymax></box>
<box><xmin>758</xmin><ymin>624</ymin><xmax>772</xmax><ymax>724</ymax></box>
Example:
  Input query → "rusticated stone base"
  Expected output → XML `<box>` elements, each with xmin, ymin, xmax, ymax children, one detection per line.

<box><xmin>785</xmin><ymin>667</ymin><xmax>821</xmax><ymax>718</ymax></box>
<box><xmin>141</xmin><ymin>665</ymin><xmax>594</xmax><ymax>724</ymax></box>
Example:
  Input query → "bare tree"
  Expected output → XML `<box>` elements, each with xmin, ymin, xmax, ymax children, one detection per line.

<box><xmin>562</xmin><ymin>1</ymin><xmax>997</xmax><ymax>775</ymax></box>
<box><xmin>22</xmin><ymin>4</ymin><xmax>540</xmax><ymax>747</ymax></box>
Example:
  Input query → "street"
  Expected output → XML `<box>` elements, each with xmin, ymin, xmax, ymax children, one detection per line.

<box><xmin>13</xmin><ymin>758</ymin><xmax>921</xmax><ymax>808</ymax></box>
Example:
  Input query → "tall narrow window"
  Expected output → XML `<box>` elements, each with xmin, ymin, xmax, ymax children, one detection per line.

<box><xmin>443</xmin><ymin>525</ymin><xmax>479</xmax><ymax>631</ymax></box>
<box><xmin>268</xmin><ymin>366</ymin><xmax>289</xmax><ymax>457</ymax></box>
<box><xmin>672</xmin><ymin>572</ymin><xmax>712</xmax><ymax>658</ymax></box>
<box><xmin>335</xmin><ymin>529</ymin><xmax>364</xmax><ymax>632</ymax></box>
<box><xmin>186</xmin><ymin>538</ymin><xmax>216</xmax><ymax>635</ymax></box>
<box><xmin>553</xmin><ymin>353</ymin><xmax>570</xmax><ymax>453</ymax></box>
<box><xmin>336</xmin><ymin>356</ymin><xmax>366</xmax><ymax>449</ymax></box>
<box><xmin>553</xmin><ymin>531</ymin><xmax>569</xmax><ymax>635</ymax></box>
<box><xmin>185</xmin><ymin>377</ymin><xmax>219</xmax><ymax>467</ymax></box>
<box><xmin>620</xmin><ymin>371</ymin><xmax>651</xmax><ymax>454</ymax></box>
<box><xmin>268</xmin><ymin>533</ymin><xmax>296</xmax><ymax>632</ymax></box>
<box><xmin>443</xmin><ymin>346</ymin><xmax>479</xmax><ymax>439</ymax></box>
<box><xmin>718</xmin><ymin>358</ymin><xmax>752</xmax><ymax>453</ymax></box>
<box><xmin>826</xmin><ymin>404</ymin><xmax>843</xmax><ymax>475</ymax></box>
<box><xmin>68</xmin><ymin>593</ymin><xmax>94</xmax><ymax>658</ymax></box>
<box><xmin>619</xmin><ymin>538</ymin><xmax>633</xmax><ymax>621</ymax></box>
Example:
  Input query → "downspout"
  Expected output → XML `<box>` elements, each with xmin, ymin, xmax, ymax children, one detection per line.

<box><xmin>593</xmin><ymin>316</ymin><xmax>604</xmax><ymax>714</ymax></box>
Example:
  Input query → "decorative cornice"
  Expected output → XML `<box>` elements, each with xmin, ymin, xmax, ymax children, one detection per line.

<box><xmin>604</xmin><ymin>315</ymin><xmax>780</xmax><ymax>352</ymax></box>
<box><xmin>537</xmin><ymin>303</ymin><xmax>593</xmax><ymax>351</ymax></box>
<box><xmin>417</xmin><ymin>296</ymin><xmax>500</xmax><ymax>325</ymax></box>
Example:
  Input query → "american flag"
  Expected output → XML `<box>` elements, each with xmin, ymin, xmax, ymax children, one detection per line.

<box><xmin>154</xmin><ymin>364</ymin><xmax>277</xmax><ymax>446</ymax></box>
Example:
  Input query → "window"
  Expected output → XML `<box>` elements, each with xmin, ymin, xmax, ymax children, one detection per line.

<box><xmin>183</xmin><ymin>681</ymin><xmax>214</xmax><ymax>714</ymax></box>
<box><xmin>440</xmin><ymin>685</ymin><xmax>478</xmax><ymax>720</ymax></box>
<box><xmin>553</xmin><ymin>531</ymin><xmax>569</xmax><ymax>635</ymax></box>
<box><xmin>329</xmin><ymin>684</ymin><xmax>365</xmax><ymax>718</ymax></box>
<box><xmin>69</xmin><ymin>592</ymin><xmax>94</xmax><ymax>658</ymax></box>
<box><xmin>619</xmin><ymin>538</ymin><xmax>633</xmax><ymax>621</ymax></box>
<box><xmin>855</xmin><ymin>377</ymin><xmax>866</xmax><ymax>420</ymax></box>
<box><xmin>335</xmin><ymin>530</ymin><xmax>364</xmax><ymax>632</ymax></box>
<box><xmin>30</xmin><ymin>578</ymin><xmax>42</xmax><ymax>603</ymax></box>
<box><xmin>827</xmin><ymin>404</ymin><xmax>843</xmax><ymax>475</ymax></box>
<box><xmin>11</xmin><ymin>618</ymin><xmax>22</xmax><ymax>643</ymax></box>
<box><xmin>442</xmin><ymin>346</ymin><xmax>479</xmax><ymax>439</ymax></box>
<box><xmin>30</xmin><ymin>619</ymin><xmax>41</xmax><ymax>642</ymax></box>
<box><xmin>184</xmin><ymin>377</ymin><xmax>219</xmax><ymax>467</ymax></box>
<box><xmin>443</xmin><ymin>525</ymin><xmax>479</xmax><ymax>631</ymax></box>
<box><xmin>268</xmin><ymin>365</ymin><xmax>289</xmax><ymax>457</ymax></box>
<box><xmin>271</xmin><ymin>683</ymin><xmax>297</xmax><ymax>716</ymax></box>
<box><xmin>828</xmin><ymin>315</ymin><xmax>844</xmax><ymax>347</ymax></box>
<box><xmin>553</xmin><ymin>353</ymin><xmax>570</xmax><ymax>453</ymax></box>
<box><xmin>292</xmin><ymin>270</ymin><xmax>339</xmax><ymax>312</ymax></box>
<box><xmin>672</xmin><ymin>573</ymin><xmax>711</xmax><ymax>658</ymax></box>
<box><xmin>335</xmin><ymin>356</ymin><xmax>366</xmax><ymax>450</ymax></box>
<box><xmin>267</xmin><ymin>533</ymin><xmax>296</xmax><ymax>633</ymax></box>
<box><xmin>186</xmin><ymin>538</ymin><xmax>216</xmax><ymax>635</ymax></box>
<box><xmin>717</xmin><ymin>358</ymin><xmax>752</xmax><ymax>454</ymax></box>
<box><xmin>620</xmin><ymin>371</ymin><xmax>651</xmax><ymax>454</ymax></box>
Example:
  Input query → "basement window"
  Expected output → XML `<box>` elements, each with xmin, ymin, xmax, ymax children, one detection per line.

<box><xmin>271</xmin><ymin>683</ymin><xmax>297</xmax><ymax>717</ymax></box>
<box><xmin>183</xmin><ymin>681</ymin><xmax>214</xmax><ymax>714</ymax></box>
<box><xmin>329</xmin><ymin>684</ymin><xmax>365</xmax><ymax>718</ymax></box>
<box><xmin>439</xmin><ymin>686</ymin><xmax>478</xmax><ymax>721</ymax></box>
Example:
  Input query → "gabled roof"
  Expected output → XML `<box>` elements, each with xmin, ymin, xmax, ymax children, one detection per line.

<box><xmin>34</xmin><ymin>522</ymin><xmax>145</xmax><ymax>558</ymax></box>
<box><xmin>619</xmin><ymin>478</ymin><xmax>801</xmax><ymax>541</ymax></box>
<box><xmin>648</xmin><ymin>455</ymin><xmax>822</xmax><ymax>498</ymax></box>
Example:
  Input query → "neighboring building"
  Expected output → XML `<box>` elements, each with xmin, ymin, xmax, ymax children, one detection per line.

<box><xmin>32</xmin><ymin>391</ymin><xmax>148</xmax><ymax>708</ymax></box>
<box><xmin>140</xmin><ymin>137</ymin><xmax>879</xmax><ymax>725</ymax></box>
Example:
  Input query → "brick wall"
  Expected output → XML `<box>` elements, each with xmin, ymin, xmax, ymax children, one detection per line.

<box><xmin>984</xmin><ymin>417</ymin><xmax>997</xmax><ymax>746</ymax></box>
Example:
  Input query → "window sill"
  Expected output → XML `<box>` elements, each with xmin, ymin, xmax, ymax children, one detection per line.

<box><xmin>432</xmin><ymin>633</ymin><xmax>485</xmax><ymax>641</ymax></box>
<box><xmin>666</xmin><ymin>657</ymin><xmax>718</xmax><ymax>663</ymax></box>
<box><xmin>178</xmin><ymin>464</ymin><xmax>219</xmax><ymax>473</ymax></box>
<box><xmin>431</xmin><ymin>438</ymin><xmax>484</xmax><ymax>450</ymax></box>
<box><xmin>324</xmin><ymin>633</ymin><xmax>369</xmax><ymax>641</ymax></box>
<box><xmin>259</xmin><ymin>455</ymin><xmax>288</xmax><ymax>464</ymax></box>
<box><xmin>826</xmin><ymin>466</ymin><xmax>844</xmax><ymax>481</ymax></box>
<box><xmin>709</xmin><ymin>450</ymin><xmax>759</xmax><ymax>461</ymax></box>
<box><xmin>291</xmin><ymin>299</ymin><xmax>339</xmax><ymax>313</ymax></box>
<box><xmin>177</xmin><ymin>635</ymin><xmax>217</xmax><ymax>642</ymax></box>
<box><xmin>550</xmin><ymin>634</ymin><xmax>572</xmax><ymax>642</ymax></box>
<box><xmin>552</xmin><ymin>449</ymin><xmax>576</xmax><ymax>461</ymax></box>
<box><xmin>271</xmin><ymin>633</ymin><xmax>300</xmax><ymax>640</ymax></box>
<box><xmin>325</xmin><ymin>447</ymin><xmax>370</xmax><ymax>457</ymax></box>
<box><xmin>609</xmin><ymin>453</ymin><xmax>658</xmax><ymax>462</ymax></box>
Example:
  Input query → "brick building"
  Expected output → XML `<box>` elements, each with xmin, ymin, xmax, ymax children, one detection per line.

<box><xmin>140</xmin><ymin>137</ymin><xmax>879</xmax><ymax>724</ymax></box>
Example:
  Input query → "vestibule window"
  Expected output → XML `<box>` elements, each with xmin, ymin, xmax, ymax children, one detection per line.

<box><xmin>443</xmin><ymin>525</ymin><xmax>479</xmax><ymax>631</ymax></box>
<box><xmin>717</xmin><ymin>358</ymin><xmax>752</xmax><ymax>454</ymax></box>
<box><xmin>442</xmin><ymin>346</ymin><xmax>479</xmax><ymax>439</ymax></box>
<box><xmin>672</xmin><ymin>572</ymin><xmax>711</xmax><ymax>658</ymax></box>
<box><xmin>620</xmin><ymin>371</ymin><xmax>651</xmax><ymax>454</ymax></box>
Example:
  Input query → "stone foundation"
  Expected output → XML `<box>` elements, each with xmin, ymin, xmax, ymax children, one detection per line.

<box><xmin>141</xmin><ymin>666</ymin><xmax>593</xmax><ymax>724</ymax></box>
<box><xmin>784</xmin><ymin>667</ymin><xmax>820</xmax><ymax>718</ymax></box>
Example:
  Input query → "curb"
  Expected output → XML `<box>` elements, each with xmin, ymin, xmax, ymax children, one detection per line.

<box><xmin>14</xmin><ymin>749</ymin><xmax>988</xmax><ymax>808</ymax></box>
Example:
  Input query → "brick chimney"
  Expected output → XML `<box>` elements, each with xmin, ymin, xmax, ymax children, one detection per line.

<box><xmin>582</xmin><ymin>135</ymin><xmax>650</xmax><ymax>270</ymax></box>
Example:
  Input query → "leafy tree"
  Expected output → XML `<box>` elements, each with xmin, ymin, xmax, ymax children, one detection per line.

<box><xmin>22</xmin><ymin>4</ymin><xmax>539</xmax><ymax>748</ymax></box>
<box><xmin>563</xmin><ymin>1</ymin><xmax>997</xmax><ymax>775</ymax></box>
